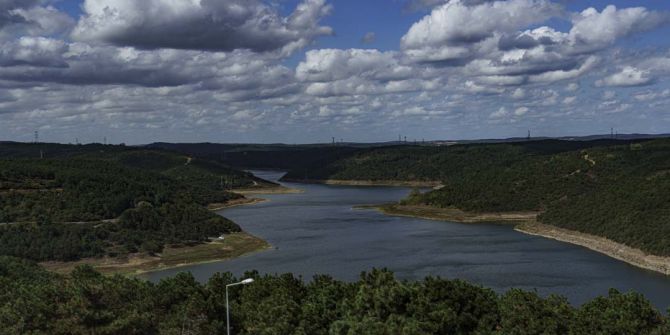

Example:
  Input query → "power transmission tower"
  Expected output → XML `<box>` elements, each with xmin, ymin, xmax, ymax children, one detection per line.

<box><xmin>527</xmin><ymin>130</ymin><xmax>531</xmax><ymax>141</ymax></box>
<box><xmin>34</xmin><ymin>131</ymin><xmax>38</xmax><ymax>143</ymax></box>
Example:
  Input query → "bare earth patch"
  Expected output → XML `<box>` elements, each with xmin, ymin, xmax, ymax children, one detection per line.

<box><xmin>233</xmin><ymin>185</ymin><xmax>303</xmax><ymax>195</ymax></box>
<box><xmin>207</xmin><ymin>197</ymin><xmax>267</xmax><ymax>211</ymax></box>
<box><xmin>282</xmin><ymin>179</ymin><xmax>441</xmax><ymax>188</ymax></box>
<box><xmin>370</xmin><ymin>204</ymin><xmax>539</xmax><ymax>224</ymax></box>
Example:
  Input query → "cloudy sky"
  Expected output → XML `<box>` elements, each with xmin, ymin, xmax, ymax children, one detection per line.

<box><xmin>1</xmin><ymin>0</ymin><xmax>670</xmax><ymax>144</ymax></box>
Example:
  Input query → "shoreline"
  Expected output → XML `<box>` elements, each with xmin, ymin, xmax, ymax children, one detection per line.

<box><xmin>40</xmin><ymin>232</ymin><xmax>271</xmax><ymax>276</ymax></box>
<box><xmin>208</xmin><ymin>197</ymin><xmax>267</xmax><ymax>211</ymax></box>
<box><xmin>369</xmin><ymin>204</ymin><xmax>670</xmax><ymax>276</ymax></box>
<box><xmin>516</xmin><ymin>222</ymin><xmax>670</xmax><ymax>276</ymax></box>
<box><xmin>232</xmin><ymin>185</ymin><xmax>303</xmax><ymax>195</ymax></box>
<box><xmin>280</xmin><ymin>178</ymin><xmax>441</xmax><ymax>188</ymax></box>
<box><xmin>369</xmin><ymin>204</ymin><xmax>539</xmax><ymax>224</ymax></box>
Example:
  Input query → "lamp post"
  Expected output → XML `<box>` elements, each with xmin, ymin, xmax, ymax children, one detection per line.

<box><xmin>226</xmin><ymin>278</ymin><xmax>254</xmax><ymax>335</ymax></box>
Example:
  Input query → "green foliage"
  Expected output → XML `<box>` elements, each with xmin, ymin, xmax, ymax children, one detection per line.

<box><xmin>0</xmin><ymin>259</ymin><xmax>667</xmax><ymax>334</ymax></box>
<box><xmin>0</xmin><ymin>144</ymin><xmax>255</xmax><ymax>262</ymax></box>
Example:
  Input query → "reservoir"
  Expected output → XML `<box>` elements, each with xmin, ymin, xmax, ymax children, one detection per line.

<box><xmin>147</xmin><ymin>171</ymin><xmax>670</xmax><ymax>309</ymax></box>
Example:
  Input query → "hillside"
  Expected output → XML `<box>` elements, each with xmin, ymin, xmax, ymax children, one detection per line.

<box><xmin>0</xmin><ymin>143</ymin><xmax>273</xmax><ymax>263</ymax></box>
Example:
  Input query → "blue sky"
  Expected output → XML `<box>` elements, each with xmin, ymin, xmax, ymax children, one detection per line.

<box><xmin>1</xmin><ymin>0</ymin><xmax>670</xmax><ymax>144</ymax></box>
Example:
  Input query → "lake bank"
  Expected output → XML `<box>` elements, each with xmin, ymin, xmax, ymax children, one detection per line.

<box><xmin>368</xmin><ymin>204</ymin><xmax>539</xmax><ymax>224</ymax></box>
<box><xmin>280</xmin><ymin>178</ymin><xmax>441</xmax><ymax>188</ymax></box>
<box><xmin>516</xmin><ymin>222</ymin><xmax>670</xmax><ymax>276</ymax></box>
<box><xmin>369</xmin><ymin>204</ymin><xmax>670</xmax><ymax>276</ymax></box>
<box><xmin>233</xmin><ymin>185</ymin><xmax>303</xmax><ymax>195</ymax></box>
<box><xmin>207</xmin><ymin>197</ymin><xmax>267</xmax><ymax>211</ymax></box>
<box><xmin>40</xmin><ymin>231</ymin><xmax>271</xmax><ymax>275</ymax></box>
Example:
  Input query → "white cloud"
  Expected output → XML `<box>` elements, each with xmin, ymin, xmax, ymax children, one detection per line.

<box><xmin>489</xmin><ymin>106</ymin><xmax>508</xmax><ymax>118</ymax></box>
<box><xmin>400</xmin><ymin>0</ymin><xmax>561</xmax><ymax>62</ymax></box>
<box><xmin>596</xmin><ymin>66</ymin><xmax>653</xmax><ymax>87</ymax></box>
<box><xmin>562</xmin><ymin>96</ymin><xmax>577</xmax><ymax>104</ymax></box>
<box><xmin>514</xmin><ymin>106</ymin><xmax>529</xmax><ymax>116</ymax></box>
<box><xmin>361</xmin><ymin>32</ymin><xmax>376</xmax><ymax>44</ymax></box>
<box><xmin>72</xmin><ymin>0</ymin><xmax>333</xmax><ymax>55</ymax></box>
<box><xmin>568</xmin><ymin>5</ymin><xmax>669</xmax><ymax>54</ymax></box>
<box><xmin>565</xmin><ymin>83</ymin><xmax>579</xmax><ymax>92</ymax></box>
<box><xmin>512</xmin><ymin>88</ymin><xmax>526</xmax><ymax>99</ymax></box>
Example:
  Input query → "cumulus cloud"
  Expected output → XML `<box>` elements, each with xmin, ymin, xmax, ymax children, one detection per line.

<box><xmin>489</xmin><ymin>106</ymin><xmax>508</xmax><ymax>118</ymax></box>
<box><xmin>596</xmin><ymin>66</ymin><xmax>653</xmax><ymax>87</ymax></box>
<box><xmin>0</xmin><ymin>36</ymin><xmax>68</xmax><ymax>67</ymax></box>
<box><xmin>361</xmin><ymin>32</ymin><xmax>376</xmax><ymax>44</ymax></box>
<box><xmin>72</xmin><ymin>0</ymin><xmax>333</xmax><ymax>54</ymax></box>
<box><xmin>1</xmin><ymin>0</ymin><xmax>669</xmax><ymax>144</ymax></box>
<box><xmin>400</xmin><ymin>0</ymin><xmax>562</xmax><ymax>63</ymax></box>
<box><xmin>514</xmin><ymin>106</ymin><xmax>529</xmax><ymax>116</ymax></box>
<box><xmin>565</xmin><ymin>82</ymin><xmax>579</xmax><ymax>92</ymax></box>
<box><xmin>0</xmin><ymin>0</ymin><xmax>39</xmax><ymax>28</ymax></box>
<box><xmin>568</xmin><ymin>5</ymin><xmax>669</xmax><ymax>54</ymax></box>
<box><xmin>296</xmin><ymin>48</ymin><xmax>439</xmax><ymax>96</ymax></box>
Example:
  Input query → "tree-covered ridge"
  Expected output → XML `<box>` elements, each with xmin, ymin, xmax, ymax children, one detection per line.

<box><xmin>0</xmin><ymin>257</ymin><xmax>667</xmax><ymax>334</ymax></box>
<box><xmin>0</xmin><ymin>144</ymin><xmax>270</xmax><ymax>261</ymax></box>
<box><xmin>279</xmin><ymin>139</ymin><xmax>638</xmax><ymax>182</ymax></box>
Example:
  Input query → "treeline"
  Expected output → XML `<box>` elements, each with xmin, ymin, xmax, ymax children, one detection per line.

<box><xmin>148</xmin><ymin>142</ymin><xmax>361</xmax><ymax>172</ymax></box>
<box><xmin>0</xmin><ymin>203</ymin><xmax>240</xmax><ymax>261</ymax></box>
<box><xmin>0</xmin><ymin>144</ymin><xmax>265</xmax><ymax>261</ymax></box>
<box><xmin>1</xmin><ymin>257</ymin><xmax>667</xmax><ymax>334</ymax></box>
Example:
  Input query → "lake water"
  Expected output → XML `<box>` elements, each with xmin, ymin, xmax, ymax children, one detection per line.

<box><xmin>147</xmin><ymin>170</ymin><xmax>670</xmax><ymax>309</ymax></box>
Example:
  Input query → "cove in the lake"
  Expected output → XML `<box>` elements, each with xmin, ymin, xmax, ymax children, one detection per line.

<box><xmin>146</xmin><ymin>170</ymin><xmax>670</xmax><ymax>309</ymax></box>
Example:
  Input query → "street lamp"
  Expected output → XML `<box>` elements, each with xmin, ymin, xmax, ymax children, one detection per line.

<box><xmin>226</xmin><ymin>278</ymin><xmax>254</xmax><ymax>335</ymax></box>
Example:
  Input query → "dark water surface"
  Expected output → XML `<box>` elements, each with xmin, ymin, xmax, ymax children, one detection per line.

<box><xmin>147</xmin><ymin>171</ymin><xmax>670</xmax><ymax>309</ymax></box>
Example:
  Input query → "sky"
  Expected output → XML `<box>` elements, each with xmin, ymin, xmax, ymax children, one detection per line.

<box><xmin>1</xmin><ymin>0</ymin><xmax>670</xmax><ymax>144</ymax></box>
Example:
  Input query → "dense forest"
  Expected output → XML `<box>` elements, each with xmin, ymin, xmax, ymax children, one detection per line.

<box><xmin>1</xmin><ymin>257</ymin><xmax>667</xmax><ymax>334</ymax></box>
<box><xmin>0</xmin><ymin>143</ymin><xmax>273</xmax><ymax>261</ymax></box>
<box><xmin>155</xmin><ymin>139</ymin><xmax>670</xmax><ymax>256</ymax></box>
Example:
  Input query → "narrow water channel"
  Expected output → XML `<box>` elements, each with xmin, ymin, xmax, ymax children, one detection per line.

<box><xmin>147</xmin><ymin>170</ymin><xmax>670</xmax><ymax>309</ymax></box>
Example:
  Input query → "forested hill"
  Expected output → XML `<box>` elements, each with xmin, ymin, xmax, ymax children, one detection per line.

<box><xmin>1</xmin><ymin>257</ymin><xmax>668</xmax><ymax>334</ymax></box>
<box><xmin>279</xmin><ymin>139</ymin><xmax>643</xmax><ymax>181</ymax></box>
<box><xmin>147</xmin><ymin>142</ymin><xmax>361</xmax><ymax>171</ymax></box>
<box><xmin>0</xmin><ymin>143</ymin><xmax>273</xmax><ymax>262</ymax></box>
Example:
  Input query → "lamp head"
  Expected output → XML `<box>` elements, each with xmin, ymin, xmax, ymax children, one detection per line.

<box><xmin>241</xmin><ymin>278</ymin><xmax>254</xmax><ymax>285</ymax></box>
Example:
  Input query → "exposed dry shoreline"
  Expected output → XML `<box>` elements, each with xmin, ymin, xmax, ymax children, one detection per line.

<box><xmin>233</xmin><ymin>185</ymin><xmax>303</xmax><ymax>195</ymax></box>
<box><xmin>370</xmin><ymin>204</ymin><xmax>539</xmax><ymax>224</ymax></box>
<box><xmin>370</xmin><ymin>204</ymin><xmax>670</xmax><ymax>276</ymax></box>
<box><xmin>207</xmin><ymin>197</ymin><xmax>267</xmax><ymax>211</ymax></box>
<box><xmin>516</xmin><ymin>222</ymin><xmax>670</xmax><ymax>275</ymax></box>
<box><xmin>280</xmin><ymin>178</ymin><xmax>441</xmax><ymax>188</ymax></box>
<box><xmin>41</xmin><ymin>232</ymin><xmax>271</xmax><ymax>276</ymax></box>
